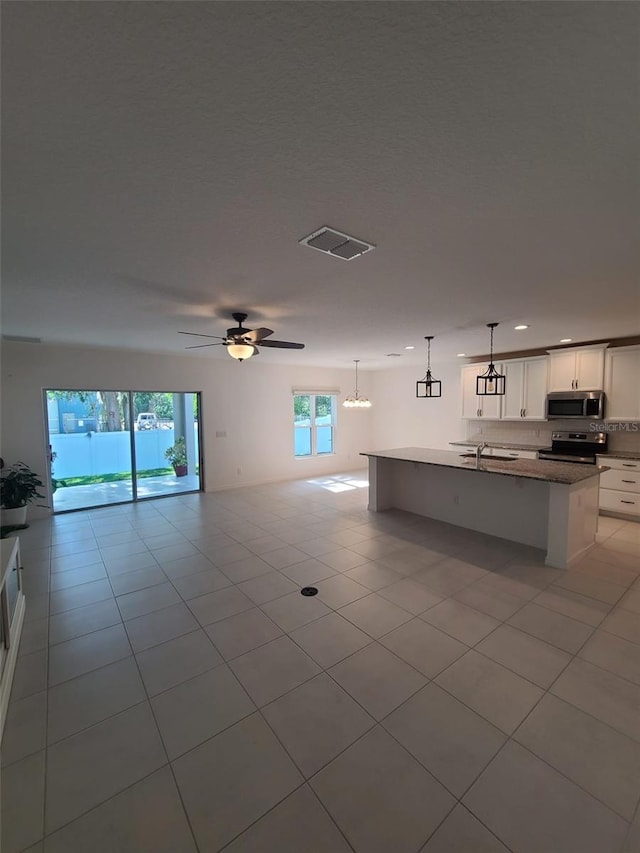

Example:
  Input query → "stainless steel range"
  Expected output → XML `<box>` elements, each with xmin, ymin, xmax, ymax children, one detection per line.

<box><xmin>538</xmin><ymin>431</ymin><xmax>608</xmax><ymax>465</ymax></box>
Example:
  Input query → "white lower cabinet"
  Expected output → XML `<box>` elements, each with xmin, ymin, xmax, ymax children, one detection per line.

<box><xmin>597</xmin><ymin>456</ymin><xmax>640</xmax><ymax>519</ymax></box>
<box><xmin>455</xmin><ymin>446</ymin><xmax>539</xmax><ymax>460</ymax></box>
<box><xmin>484</xmin><ymin>448</ymin><xmax>538</xmax><ymax>459</ymax></box>
<box><xmin>1</xmin><ymin>537</ymin><xmax>26</xmax><ymax>739</ymax></box>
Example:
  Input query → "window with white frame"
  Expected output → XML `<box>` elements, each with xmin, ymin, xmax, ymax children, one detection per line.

<box><xmin>293</xmin><ymin>393</ymin><xmax>336</xmax><ymax>457</ymax></box>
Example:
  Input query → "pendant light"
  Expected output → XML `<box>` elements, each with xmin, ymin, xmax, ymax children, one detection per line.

<box><xmin>343</xmin><ymin>360</ymin><xmax>372</xmax><ymax>408</ymax></box>
<box><xmin>476</xmin><ymin>322</ymin><xmax>506</xmax><ymax>395</ymax></box>
<box><xmin>416</xmin><ymin>336</ymin><xmax>441</xmax><ymax>398</ymax></box>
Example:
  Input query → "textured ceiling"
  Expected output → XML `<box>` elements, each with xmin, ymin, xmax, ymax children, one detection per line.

<box><xmin>2</xmin><ymin>2</ymin><xmax>639</xmax><ymax>368</ymax></box>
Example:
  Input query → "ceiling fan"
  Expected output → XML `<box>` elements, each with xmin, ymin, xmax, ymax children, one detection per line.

<box><xmin>179</xmin><ymin>312</ymin><xmax>305</xmax><ymax>361</ymax></box>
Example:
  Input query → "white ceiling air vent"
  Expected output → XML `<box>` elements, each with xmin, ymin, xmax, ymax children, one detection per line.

<box><xmin>299</xmin><ymin>227</ymin><xmax>375</xmax><ymax>261</ymax></box>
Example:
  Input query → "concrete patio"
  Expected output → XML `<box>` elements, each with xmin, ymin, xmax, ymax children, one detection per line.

<box><xmin>52</xmin><ymin>474</ymin><xmax>201</xmax><ymax>512</ymax></box>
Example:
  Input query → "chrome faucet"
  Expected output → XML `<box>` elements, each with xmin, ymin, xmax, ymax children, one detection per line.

<box><xmin>476</xmin><ymin>442</ymin><xmax>488</xmax><ymax>468</ymax></box>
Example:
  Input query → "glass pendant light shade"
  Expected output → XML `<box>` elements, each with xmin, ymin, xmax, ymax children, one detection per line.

<box><xmin>227</xmin><ymin>342</ymin><xmax>255</xmax><ymax>361</ymax></box>
<box><xmin>476</xmin><ymin>323</ymin><xmax>506</xmax><ymax>395</ymax></box>
<box><xmin>343</xmin><ymin>360</ymin><xmax>372</xmax><ymax>408</ymax></box>
<box><xmin>416</xmin><ymin>336</ymin><xmax>442</xmax><ymax>398</ymax></box>
<box><xmin>343</xmin><ymin>396</ymin><xmax>372</xmax><ymax>408</ymax></box>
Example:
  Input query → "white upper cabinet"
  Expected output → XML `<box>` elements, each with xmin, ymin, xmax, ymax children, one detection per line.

<box><xmin>461</xmin><ymin>363</ymin><xmax>502</xmax><ymax>419</ymax></box>
<box><xmin>605</xmin><ymin>345</ymin><xmax>640</xmax><ymax>421</ymax></box>
<box><xmin>523</xmin><ymin>357</ymin><xmax>549</xmax><ymax>419</ymax></box>
<box><xmin>502</xmin><ymin>357</ymin><xmax>548</xmax><ymax>420</ymax></box>
<box><xmin>547</xmin><ymin>350</ymin><xmax>576</xmax><ymax>392</ymax></box>
<box><xmin>502</xmin><ymin>360</ymin><xmax>525</xmax><ymax>419</ymax></box>
<box><xmin>547</xmin><ymin>345</ymin><xmax>606</xmax><ymax>392</ymax></box>
<box><xmin>575</xmin><ymin>348</ymin><xmax>606</xmax><ymax>389</ymax></box>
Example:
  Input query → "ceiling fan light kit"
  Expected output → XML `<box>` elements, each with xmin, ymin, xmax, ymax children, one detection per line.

<box><xmin>179</xmin><ymin>312</ymin><xmax>304</xmax><ymax>361</ymax></box>
<box><xmin>343</xmin><ymin>360</ymin><xmax>372</xmax><ymax>408</ymax></box>
<box><xmin>416</xmin><ymin>336</ymin><xmax>442</xmax><ymax>398</ymax></box>
<box><xmin>476</xmin><ymin>322</ymin><xmax>506</xmax><ymax>396</ymax></box>
<box><xmin>227</xmin><ymin>342</ymin><xmax>256</xmax><ymax>361</ymax></box>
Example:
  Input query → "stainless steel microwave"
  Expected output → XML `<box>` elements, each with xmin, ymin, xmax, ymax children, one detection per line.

<box><xmin>546</xmin><ymin>391</ymin><xmax>605</xmax><ymax>420</ymax></box>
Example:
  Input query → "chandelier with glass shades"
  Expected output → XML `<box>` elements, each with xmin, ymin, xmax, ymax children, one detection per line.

<box><xmin>343</xmin><ymin>360</ymin><xmax>372</xmax><ymax>408</ymax></box>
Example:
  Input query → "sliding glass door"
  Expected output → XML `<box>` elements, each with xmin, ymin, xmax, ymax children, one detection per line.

<box><xmin>132</xmin><ymin>392</ymin><xmax>201</xmax><ymax>500</ymax></box>
<box><xmin>46</xmin><ymin>389</ymin><xmax>202</xmax><ymax>512</ymax></box>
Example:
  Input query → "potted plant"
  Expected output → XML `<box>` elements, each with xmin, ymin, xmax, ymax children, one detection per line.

<box><xmin>165</xmin><ymin>437</ymin><xmax>188</xmax><ymax>477</ymax></box>
<box><xmin>1</xmin><ymin>460</ymin><xmax>45</xmax><ymax>526</ymax></box>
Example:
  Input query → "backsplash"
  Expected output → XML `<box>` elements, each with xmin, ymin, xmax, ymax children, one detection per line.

<box><xmin>465</xmin><ymin>419</ymin><xmax>640</xmax><ymax>453</ymax></box>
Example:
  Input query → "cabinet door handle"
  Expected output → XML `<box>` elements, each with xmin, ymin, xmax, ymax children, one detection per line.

<box><xmin>622</xmin><ymin>463</ymin><xmax>638</xmax><ymax>468</ymax></box>
<box><xmin>621</xmin><ymin>500</ymin><xmax>635</xmax><ymax>505</ymax></box>
<box><xmin>523</xmin><ymin>408</ymin><xmax>526</xmax><ymax>417</ymax></box>
<box><xmin>621</xmin><ymin>480</ymin><xmax>637</xmax><ymax>484</ymax></box>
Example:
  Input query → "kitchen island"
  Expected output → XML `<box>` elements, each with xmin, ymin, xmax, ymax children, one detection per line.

<box><xmin>362</xmin><ymin>448</ymin><xmax>606</xmax><ymax>569</ymax></box>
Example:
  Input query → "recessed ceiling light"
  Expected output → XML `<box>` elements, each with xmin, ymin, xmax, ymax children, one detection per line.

<box><xmin>404</xmin><ymin>346</ymin><xmax>415</xmax><ymax>350</ymax></box>
<box><xmin>514</xmin><ymin>325</ymin><xmax>529</xmax><ymax>330</ymax></box>
<box><xmin>560</xmin><ymin>338</ymin><xmax>573</xmax><ymax>343</ymax></box>
<box><xmin>457</xmin><ymin>353</ymin><xmax>466</xmax><ymax>357</ymax></box>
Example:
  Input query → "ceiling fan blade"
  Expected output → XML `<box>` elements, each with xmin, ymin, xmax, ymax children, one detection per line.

<box><xmin>184</xmin><ymin>342</ymin><xmax>225</xmax><ymax>349</ymax></box>
<box><xmin>258</xmin><ymin>339</ymin><xmax>305</xmax><ymax>349</ymax></box>
<box><xmin>179</xmin><ymin>331</ymin><xmax>226</xmax><ymax>340</ymax></box>
<box><xmin>243</xmin><ymin>327</ymin><xmax>274</xmax><ymax>342</ymax></box>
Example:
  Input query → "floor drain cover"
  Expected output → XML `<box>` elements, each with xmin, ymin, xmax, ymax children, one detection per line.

<box><xmin>301</xmin><ymin>586</ymin><xmax>318</xmax><ymax>597</ymax></box>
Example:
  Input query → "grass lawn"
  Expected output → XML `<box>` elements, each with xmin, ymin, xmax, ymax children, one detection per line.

<box><xmin>55</xmin><ymin>468</ymin><xmax>174</xmax><ymax>488</ymax></box>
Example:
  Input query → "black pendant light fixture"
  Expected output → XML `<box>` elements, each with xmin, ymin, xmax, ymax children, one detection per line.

<box><xmin>416</xmin><ymin>336</ymin><xmax>441</xmax><ymax>398</ymax></box>
<box><xmin>476</xmin><ymin>322</ymin><xmax>506</xmax><ymax>396</ymax></box>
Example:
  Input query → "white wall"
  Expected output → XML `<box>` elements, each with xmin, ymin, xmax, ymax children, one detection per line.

<box><xmin>1</xmin><ymin>341</ymin><xmax>371</xmax><ymax>516</ymax></box>
<box><xmin>369</xmin><ymin>361</ymin><xmax>465</xmax><ymax>451</ymax></box>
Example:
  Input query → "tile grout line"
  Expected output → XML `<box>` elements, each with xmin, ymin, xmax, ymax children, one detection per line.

<box><xmin>7</xmin><ymin>488</ymin><xmax>639</xmax><ymax>852</ymax></box>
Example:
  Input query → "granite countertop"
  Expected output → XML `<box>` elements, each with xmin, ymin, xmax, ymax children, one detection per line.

<box><xmin>598</xmin><ymin>450</ymin><xmax>640</xmax><ymax>461</ymax></box>
<box><xmin>361</xmin><ymin>447</ymin><xmax>607</xmax><ymax>485</ymax></box>
<box><xmin>449</xmin><ymin>440</ymin><xmax>546</xmax><ymax>452</ymax></box>
<box><xmin>451</xmin><ymin>440</ymin><xmax>640</xmax><ymax>461</ymax></box>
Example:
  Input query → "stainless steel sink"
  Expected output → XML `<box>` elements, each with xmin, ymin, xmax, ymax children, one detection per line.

<box><xmin>459</xmin><ymin>453</ymin><xmax>518</xmax><ymax>462</ymax></box>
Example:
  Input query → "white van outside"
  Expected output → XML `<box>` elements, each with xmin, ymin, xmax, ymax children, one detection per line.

<box><xmin>136</xmin><ymin>413</ymin><xmax>159</xmax><ymax>430</ymax></box>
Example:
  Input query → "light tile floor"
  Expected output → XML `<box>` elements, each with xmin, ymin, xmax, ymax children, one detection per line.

<box><xmin>2</xmin><ymin>470</ymin><xmax>640</xmax><ymax>852</ymax></box>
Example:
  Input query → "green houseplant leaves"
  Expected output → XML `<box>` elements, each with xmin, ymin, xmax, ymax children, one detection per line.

<box><xmin>1</xmin><ymin>461</ymin><xmax>46</xmax><ymax>509</ymax></box>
